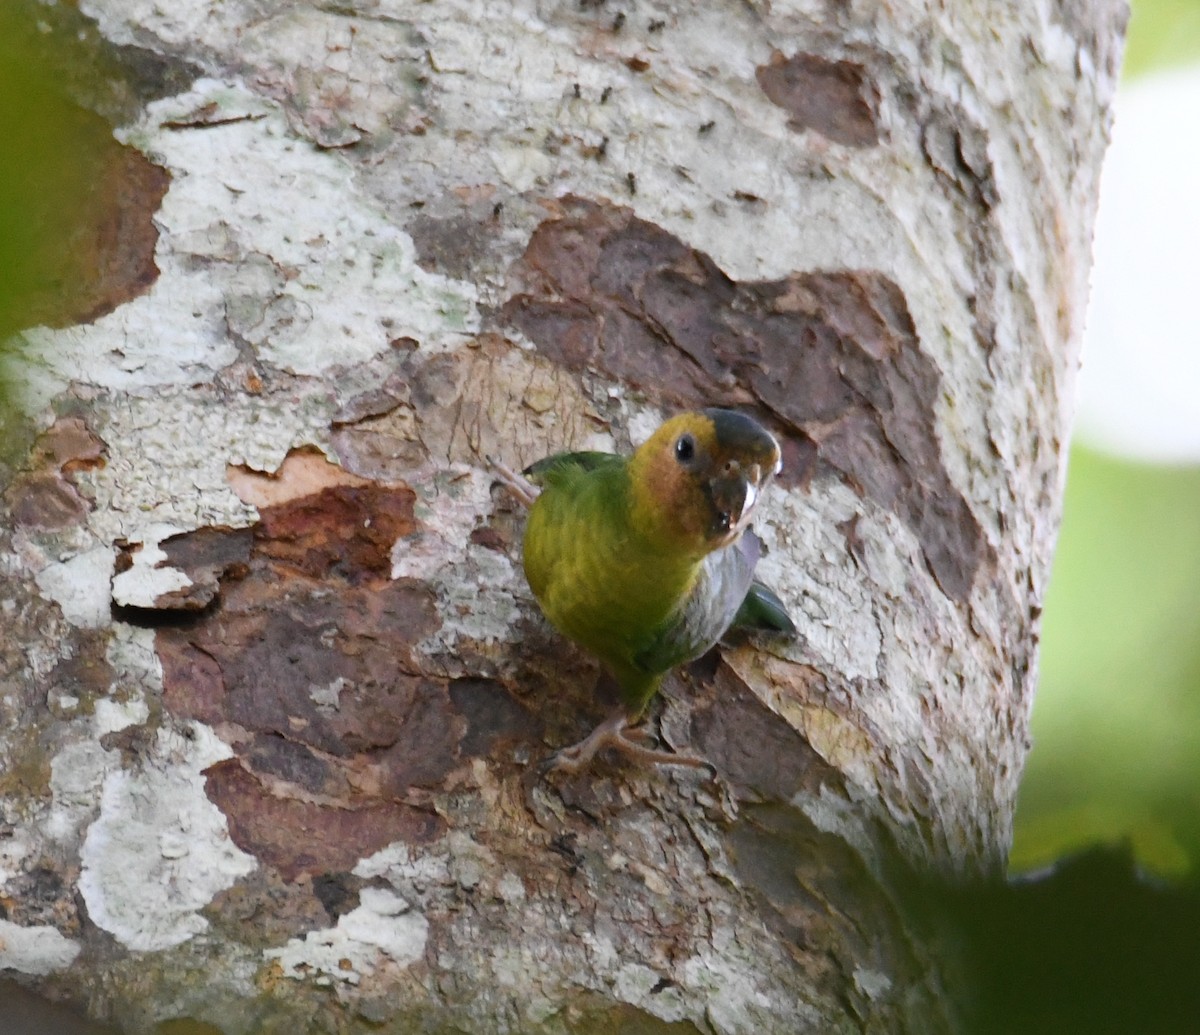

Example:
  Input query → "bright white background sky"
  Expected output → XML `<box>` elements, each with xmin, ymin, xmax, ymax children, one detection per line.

<box><xmin>1077</xmin><ymin>63</ymin><xmax>1200</xmax><ymax>463</ymax></box>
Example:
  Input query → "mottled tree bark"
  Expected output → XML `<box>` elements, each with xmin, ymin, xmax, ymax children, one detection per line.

<box><xmin>0</xmin><ymin>1</ymin><xmax>1124</xmax><ymax>1032</ymax></box>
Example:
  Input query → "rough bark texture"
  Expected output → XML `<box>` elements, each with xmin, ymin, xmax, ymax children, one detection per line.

<box><xmin>0</xmin><ymin>0</ymin><xmax>1124</xmax><ymax>1032</ymax></box>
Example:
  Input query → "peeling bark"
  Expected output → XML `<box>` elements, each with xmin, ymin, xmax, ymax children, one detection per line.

<box><xmin>0</xmin><ymin>0</ymin><xmax>1124</xmax><ymax>1032</ymax></box>
<box><xmin>755</xmin><ymin>52</ymin><xmax>881</xmax><ymax>147</ymax></box>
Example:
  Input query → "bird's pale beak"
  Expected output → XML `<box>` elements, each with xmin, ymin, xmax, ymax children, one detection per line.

<box><xmin>709</xmin><ymin>460</ymin><xmax>773</xmax><ymax>541</ymax></box>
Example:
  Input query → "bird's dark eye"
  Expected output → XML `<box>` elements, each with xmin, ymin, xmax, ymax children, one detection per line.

<box><xmin>674</xmin><ymin>434</ymin><xmax>695</xmax><ymax>464</ymax></box>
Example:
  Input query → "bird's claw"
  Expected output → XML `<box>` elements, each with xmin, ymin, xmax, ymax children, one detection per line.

<box><xmin>546</xmin><ymin>712</ymin><xmax>710</xmax><ymax>775</ymax></box>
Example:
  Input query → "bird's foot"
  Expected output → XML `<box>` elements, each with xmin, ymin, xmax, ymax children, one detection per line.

<box><xmin>487</xmin><ymin>456</ymin><xmax>539</xmax><ymax>508</ymax></box>
<box><xmin>547</xmin><ymin>712</ymin><xmax>710</xmax><ymax>775</ymax></box>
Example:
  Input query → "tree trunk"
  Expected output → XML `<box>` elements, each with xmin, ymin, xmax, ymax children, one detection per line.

<box><xmin>0</xmin><ymin>0</ymin><xmax>1125</xmax><ymax>1032</ymax></box>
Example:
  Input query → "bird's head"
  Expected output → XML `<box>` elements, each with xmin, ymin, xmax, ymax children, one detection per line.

<box><xmin>629</xmin><ymin>409</ymin><xmax>783</xmax><ymax>556</ymax></box>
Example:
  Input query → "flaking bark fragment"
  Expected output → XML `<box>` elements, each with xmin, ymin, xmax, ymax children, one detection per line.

<box><xmin>755</xmin><ymin>52</ymin><xmax>881</xmax><ymax>147</ymax></box>
<box><xmin>112</xmin><ymin>527</ymin><xmax>253</xmax><ymax>614</ymax></box>
<box><xmin>685</xmin><ymin>657</ymin><xmax>830</xmax><ymax>802</ymax></box>
<box><xmin>5</xmin><ymin>418</ymin><xmax>106</xmax><ymax>530</ymax></box>
<box><xmin>204</xmin><ymin>760</ymin><xmax>444</xmax><ymax>882</ymax></box>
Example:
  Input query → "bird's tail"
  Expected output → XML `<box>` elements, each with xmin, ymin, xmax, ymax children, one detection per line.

<box><xmin>733</xmin><ymin>581</ymin><xmax>796</xmax><ymax>635</ymax></box>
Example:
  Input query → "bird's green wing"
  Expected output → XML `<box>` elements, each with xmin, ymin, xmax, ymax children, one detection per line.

<box><xmin>523</xmin><ymin>451</ymin><xmax>621</xmax><ymax>486</ymax></box>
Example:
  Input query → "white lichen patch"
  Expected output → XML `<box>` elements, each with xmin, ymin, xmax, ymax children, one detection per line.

<box><xmin>445</xmin><ymin>830</ymin><xmax>497</xmax><ymax>891</ymax></box>
<box><xmin>494</xmin><ymin>872</ymin><xmax>526</xmax><ymax>904</ymax></box>
<box><xmin>105</xmin><ymin>624</ymin><xmax>165</xmax><ymax>703</ymax></box>
<box><xmin>354</xmin><ymin>840</ymin><xmax>452</xmax><ymax>891</ymax></box>
<box><xmin>83</xmin><ymin>391</ymin><xmax>327</xmax><ymax>544</ymax></box>
<box><xmin>236</xmin><ymin>10</ymin><xmax>417</xmax><ymax>140</ymax></box>
<box><xmin>393</xmin><ymin>467</ymin><xmax>525</xmax><ymax>656</ymax></box>
<box><xmin>138</xmin><ymin>79</ymin><xmax>478</xmax><ymax>375</ymax></box>
<box><xmin>0</xmin><ymin>919</ymin><xmax>81</xmax><ymax>976</ymax></box>
<box><xmin>0</xmin><ymin>828</ymin><xmax>31</xmax><ymax>889</ymax></box>
<box><xmin>13</xmin><ymin>73</ymin><xmax>477</xmax><ymax>418</ymax></box>
<box><xmin>33</xmin><ymin>547</ymin><xmax>114</xmax><ymax>629</ymax></box>
<box><xmin>79</xmin><ymin>724</ymin><xmax>257</xmax><ymax>952</ymax></box>
<box><xmin>853</xmin><ymin>965</ymin><xmax>893</xmax><ymax>1000</ymax></box>
<box><xmin>794</xmin><ymin>784</ymin><xmax>881</xmax><ymax>873</ymax></box>
<box><xmin>47</xmin><ymin>739</ymin><xmax>117</xmax><ymax>845</ymax></box>
<box><xmin>360</xmin><ymin>830</ymin><xmax>500</xmax><ymax>900</ymax></box>
<box><xmin>437</xmin><ymin>544</ymin><xmax>522</xmax><ymax>647</ymax></box>
<box><xmin>264</xmin><ymin>888</ymin><xmax>428</xmax><ymax>984</ymax></box>
<box><xmin>393</xmin><ymin>468</ymin><xmax>494</xmax><ymax>585</ymax></box>
<box><xmin>44</xmin><ymin>626</ymin><xmax>159</xmax><ymax>846</ymax></box>
<box><xmin>410</xmin><ymin>2</ymin><xmax>796</xmax><ymax>276</ymax></box>
<box><xmin>92</xmin><ymin>695</ymin><xmax>151</xmax><ymax>737</ymax></box>
<box><xmin>680</xmin><ymin>944</ymin><xmax>822</xmax><ymax>1034</ymax></box>
<box><xmin>614</xmin><ymin>962</ymin><xmax>687</xmax><ymax>1023</ymax></box>
<box><xmin>309</xmin><ymin>677</ymin><xmax>345</xmax><ymax>711</ymax></box>
<box><xmin>81</xmin><ymin>0</ymin><xmax>247</xmax><ymax>52</ymax></box>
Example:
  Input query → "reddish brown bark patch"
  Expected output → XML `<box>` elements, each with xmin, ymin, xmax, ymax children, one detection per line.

<box><xmin>159</xmin><ymin>524</ymin><xmax>255</xmax><ymax>574</ymax></box>
<box><xmin>205</xmin><ymin>760</ymin><xmax>443</xmax><ymax>882</ymax></box>
<box><xmin>755</xmin><ymin>52</ymin><xmax>880</xmax><ymax>147</ymax></box>
<box><xmin>5</xmin><ymin>472</ymin><xmax>90</xmax><ymax>530</ymax></box>
<box><xmin>117</xmin><ymin>480</ymin><xmax>416</xmax><ymax>615</ymax></box>
<box><xmin>78</xmin><ymin>146</ymin><xmax>170</xmax><ymax>323</ymax></box>
<box><xmin>502</xmin><ymin>198</ymin><xmax>986</xmax><ymax>600</ymax></box>
<box><xmin>158</xmin><ymin>562</ymin><xmax>450</xmax><ymax>761</ymax></box>
<box><xmin>4</xmin><ymin>417</ymin><xmax>107</xmax><ymax>529</ymax></box>
<box><xmin>139</xmin><ymin>464</ymin><xmax>470</xmax><ymax>878</ymax></box>
<box><xmin>33</xmin><ymin>416</ymin><xmax>107</xmax><ymax>471</ymax></box>
<box><xmin>255</xmin><ymin>484</ymin><xmax>415</xmax><ymax>582</ymax></box>
<box><xmin>243</xmin><ymin>733</ymin><xmax>346</xmax><ymax>798</ymax></box>
<box><xmin>205</xmin><ymin>866</ymin><xmax>341</xmax><ymax>947</ymax></box>
<box><xmin>449</xmin><ymin>678</ymin><xmax>543</xmax><ymax>758</ymax></box>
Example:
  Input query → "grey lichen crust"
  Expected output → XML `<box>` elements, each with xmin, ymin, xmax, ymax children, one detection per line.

<box><xmin>0</xmin><ymin>0</ymin><xmax>1124</xmax><ymax>1030</ymax></box>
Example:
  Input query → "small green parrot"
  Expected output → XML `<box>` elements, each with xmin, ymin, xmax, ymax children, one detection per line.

<box><xmin>494</xmin><ymin>409</ymin><xmax>794</xmax><ymax>772</ymax></box>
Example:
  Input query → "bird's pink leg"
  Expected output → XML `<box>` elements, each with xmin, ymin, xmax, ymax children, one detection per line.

<box><xmin>487</xmin><ymin>456</ymin><xmax>539</xmax><ymax>508</ymax></box>
<box><xmin>549</xmin><ymin>711</ymin><xmax>709</xmax><ymax>774</ymax></box>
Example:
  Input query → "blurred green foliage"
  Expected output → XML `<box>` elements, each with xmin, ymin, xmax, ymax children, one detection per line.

<box><xmin>1123</xmin><ymin>0</ymin><xmax>1200</xmax><ymax>77</ymax></box>
<box><xmin>1012</xmin><ymin>0</ymin><xmax>1200</xmax><ymax>883</ymax></box>
<box><xmin>955</xmin><ymin>844</ymin><xmax>1200</xmax><ymax>1035</ymax></box>
<box><xmin>0</xmin><ymin>3</ymin><xmax>96</xmax><ymax>466</ymax></box>
<box><xmin>0</xmin><ymin>0</ymin><xmax>182</xmax><ymax>470</ymax></box>
<box><xmin>0</xmin><ymin>13</ymin><xmax>93</xmax><ymax>337</ymax></box>
<box><xmin>1013</xmin><ymin>450</ymin><xmax>1200</xmax><ymax>878</ymax></box>
<box><xmin>0</xmin><ymin>0</ymin><xmax>177</xmax><ymax>342</ymax></box>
